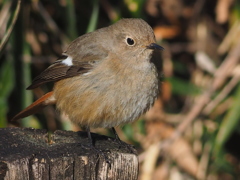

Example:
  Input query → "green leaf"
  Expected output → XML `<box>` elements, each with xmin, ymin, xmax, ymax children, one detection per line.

<box><xmin>86</xmin><ymin>0</ymin><xmax>99</xmax><ymax>33</ymax></box>
<box><xmin>0</xmin><ymin>99</ymin><xmax>7</xmax><ymax>127</ymax></box>
<box><xmin>0</xmin><ymin>59</ymin><xmax>15</xmax><ymax>98</ymax></box>
<box><xmin>214</xmin><ymin>83</ymin><xmax>240</xmax><ymax>155</ymax></box>
<box><xmin>122</xmin><ymin>124</ymin><xmax>134</xmax><ymax>140</ymax></box>
<box><xmin>166</xmin><ymin>77</ymin><xmax>201</xmax><ymax>96</ymax></box>
<box><xmin>0</xmin><ymin>59</ymin><xmax>15</xmax><ymax>127</ymax></box>
<box><xmin>65</xmin><ymin>0</ymin><xmax>78</xmax><ymax>40</ymax></box>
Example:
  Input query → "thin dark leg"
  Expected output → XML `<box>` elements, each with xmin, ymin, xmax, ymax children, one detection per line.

<box><xmin>112</xmin><ymin>127</ymin><xmax>121</xmax><ymax>142</ymax></box>
<box><xmin>85</xmin><ymin>127</ymin><xmax>111</xmax><ymax>166</ymax></box>
<box><xmin>86</xmin><ymin>127</ymin><xmax>94</xmax><ymax>146</ymax></box>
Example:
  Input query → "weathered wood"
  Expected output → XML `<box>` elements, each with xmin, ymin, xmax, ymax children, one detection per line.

<box><xmin>0</xmin><ymin>128</ymin><xmax>138</xmax><ymax>180</ymax></box>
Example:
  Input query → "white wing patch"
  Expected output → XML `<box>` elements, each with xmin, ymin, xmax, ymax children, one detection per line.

<box><xmin>62</xmin><ymin>56</ymin><xmax>73</xmax><ymax>66</ymax></box>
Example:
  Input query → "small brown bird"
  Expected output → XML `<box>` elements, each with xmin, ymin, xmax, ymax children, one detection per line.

<box><xmin>12</xmin><ymin>18</ymin><xmax>163</xmax><ymax>146</ymax></box>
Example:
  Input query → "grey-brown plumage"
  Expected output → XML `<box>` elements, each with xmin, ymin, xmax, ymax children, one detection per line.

<box><xmin>13</xmin><ymin>18</ymin><xmax>163</xmax><ymax>130</ymax></box>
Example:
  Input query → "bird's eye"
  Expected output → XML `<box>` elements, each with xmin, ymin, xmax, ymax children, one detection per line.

<box><xmin>126</xmin><ymin>37</ymin><xmax>135</xmax><ymax>46</ymax></box>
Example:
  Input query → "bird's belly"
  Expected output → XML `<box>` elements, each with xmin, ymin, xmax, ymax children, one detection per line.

<box><xmin>54</xmin><ymin>70</ymin><xmax>159</xmax><ymax>128</ymax></box>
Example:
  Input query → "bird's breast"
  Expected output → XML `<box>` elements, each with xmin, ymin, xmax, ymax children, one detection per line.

<box><xmin>53</xmin><ymin>61</ymin><xmax>160</xmax><ymax>128</ymax></box>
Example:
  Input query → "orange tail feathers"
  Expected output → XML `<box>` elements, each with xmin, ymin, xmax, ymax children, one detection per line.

<box><xmin>11</xmin><ymin>91</ymin><xmax>56</xmax><ymax>121</ymax></box>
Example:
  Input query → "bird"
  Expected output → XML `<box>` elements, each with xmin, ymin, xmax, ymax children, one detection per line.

<box><xmin>11</xmin><ymin>18</ymin><xmax>163</xmax><ymax>150</ymax></box>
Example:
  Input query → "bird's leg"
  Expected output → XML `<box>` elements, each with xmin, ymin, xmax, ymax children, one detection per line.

<box><xmin>85</xmin><ymin>127</ymin><xmax>111</xmax><ymax>166</ymax></box>
<box><xmin>86</xmin><ymin>127</ymin><xmax>94</xmax><ymax>147</ymax></box>
<box><xmin>111</xmin><ymin>127</ymin><xmax>135</xmax><ymax>154</ymax></box>
<box><xmin>112</xmin><ymin>127</ymin><xmax>122</xmax><ymax>143</ymax></box>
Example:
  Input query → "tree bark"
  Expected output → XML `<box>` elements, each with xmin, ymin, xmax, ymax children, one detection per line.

<box><xmin>0</xmin><ymin>127</ymin><xmax>138</xmax><ymax>180</ymax></box>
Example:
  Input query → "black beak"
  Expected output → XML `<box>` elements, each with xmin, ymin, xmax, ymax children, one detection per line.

<box><xmin>146</xmin><ymin>43</ymin><xmax>164</xmax><ymax>50</ymax></box>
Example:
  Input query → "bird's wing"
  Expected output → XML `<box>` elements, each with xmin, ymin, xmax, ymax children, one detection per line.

<box><xmin>27</xmin><ymin>54</ymin><xmax>95</xmax><ymax>90</ymax></box>
<box><xmin>27</xmin><ymin>29</ymin><xmax>109</xmax><ymax>90</ymax></box>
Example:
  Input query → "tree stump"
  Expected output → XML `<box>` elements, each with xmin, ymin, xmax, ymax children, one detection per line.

<box><xmin>0</xmin><ymin>127</ymin><xmax>138</xmax><ymax>180</ymax></box>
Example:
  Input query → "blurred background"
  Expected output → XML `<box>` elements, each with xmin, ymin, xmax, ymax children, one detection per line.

<box><xmin>1</xmin><ymin>0</ymin><xmax>240</xmax><ymax>179</ymax></box>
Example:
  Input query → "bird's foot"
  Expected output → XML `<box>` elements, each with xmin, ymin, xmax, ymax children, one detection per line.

<box><xmin>113</xmin><ymin>138</ymin><xmax>136</xmax><ymax>154</ymax></box>
<box><xmin>111</xmin><ymin>127</ymin><xmax>136</xmax><ymax>154</ymax></box>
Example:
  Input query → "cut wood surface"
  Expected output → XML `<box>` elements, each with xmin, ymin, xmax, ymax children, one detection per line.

<box><xmin>0</xmin><ymin>127</ymin><xmax>138</xmax><ymax>180</ymax></box>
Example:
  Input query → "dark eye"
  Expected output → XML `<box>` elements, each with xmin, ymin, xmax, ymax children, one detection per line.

<box><xmin>126</xmin><ymin>37</ymin><xmax>135</xmax><ymax>46</ymax></box>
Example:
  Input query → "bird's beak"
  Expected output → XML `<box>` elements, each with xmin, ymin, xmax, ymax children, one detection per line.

<box><xmin>146</xmin><ymin>43</ymin><xmax>164</xmax><ymax>50</ymax></box>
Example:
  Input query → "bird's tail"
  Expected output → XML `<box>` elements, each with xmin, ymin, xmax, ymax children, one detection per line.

<box><xmin>11</xmin><ymin>91</ymin><xmax>56</xmax><ymax>121</ymax></box>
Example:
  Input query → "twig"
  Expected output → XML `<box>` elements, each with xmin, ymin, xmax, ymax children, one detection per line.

<box><xmin>0</xmin><ymin>1</ymin><xmax>11</xmax><ymax>36</ymax></box>
<box><xmin>203</xmin><ymin>70</ymin><xmax>240</xmax><ymax>115</ymax></box>
<box><xmin>159</xmin><ymin>90</ymin><xmax>211</xmax><ymax>150</ymax></box>
<box><xmin>218</xmin><ymin>20</ymin><xmax>240</xmax><ymax>54</ymax></box>
<box><xmin>159</xmin><ymin>39</ymin><xmax>240</xmax><ymax>151</ymax></box>
<box><xmin>196</xmin><ymin>143</ymin><xmax>211</xmax><ymax>180</ymax></box>
<box><xmin>213</xmin><ymin>40</ymin><xmax>240</xmax><ymax>90</ymax></box>
<box><xmin>0</xmin><ymin>0</ymin><xmax>21</xmax><ymax>53</ymax></box>
<box><xmin>33</xmin><ymin>1</ymin><xmax>70</xmax><ymax>46</ymax></box>
<box><xmin>140</xmin><ymin>144</ymin><xmax>160</xmax><ymax>180</ymax></box>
